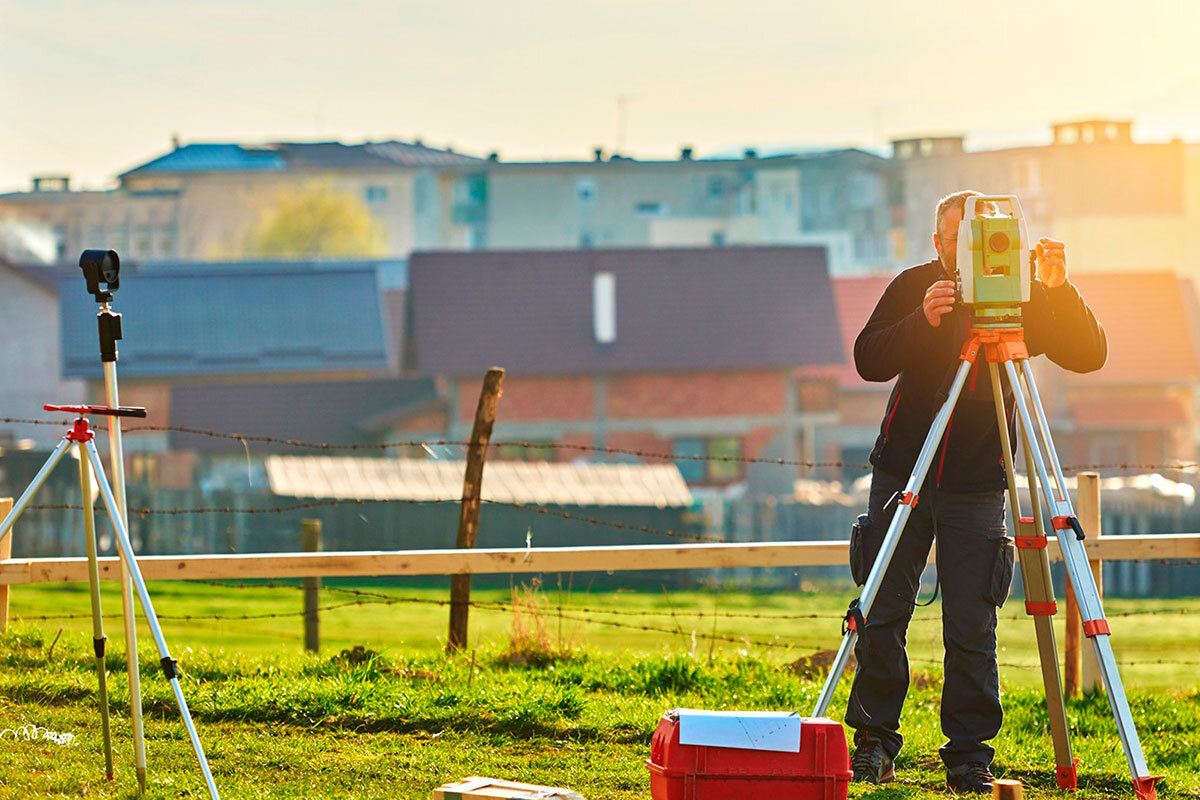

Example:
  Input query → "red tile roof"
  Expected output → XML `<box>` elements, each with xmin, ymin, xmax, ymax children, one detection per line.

<box><xmin>1068</xmin><ymin>272</ymin><xmax>1200</xmax><ymax>384</ymax></box>
<box><xmin>1068</xmin><ymin>397</ymin><xmax>1190</xmax><ymax>430</ymax></box>
<box><xmin>798</xmin><ymin>275</ymin><xmax>894</xmax><ymax>388</ymax></box>
<box><xmin>785</xmin><ymin>271</ymin><xmax>1200</xmax><ymax>393</ymax></box>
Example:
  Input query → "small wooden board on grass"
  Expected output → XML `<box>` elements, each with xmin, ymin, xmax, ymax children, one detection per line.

<box><xmin>433</xmin><ymin>776</ymin><xmax>585</xmax><ymax>800</ymax></box>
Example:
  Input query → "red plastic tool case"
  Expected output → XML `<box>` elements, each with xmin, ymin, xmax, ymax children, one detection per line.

<box><xmin>646</xmin><ymin>712</ymin><xmax>852</xmax><ymax>800</ymax></box>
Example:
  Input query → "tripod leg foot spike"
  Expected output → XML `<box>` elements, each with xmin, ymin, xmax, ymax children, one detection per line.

<box><xmin>1056</xmin><ymin>759</ymin><xmax>1079</xmax><ymax>791</ymax></box>
<box><xmin>1133</xmin><ymin>775</ymin><xmax>1162</xmax><ymax>800</ymax></box>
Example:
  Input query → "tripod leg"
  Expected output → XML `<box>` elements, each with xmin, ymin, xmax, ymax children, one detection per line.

<box><xmin>0</xmin><ymin>438</ymin><xmax>72</xmax><ymax>546</ymax></box>
<box><xmin>1004</xmin><ymin>359</ymin><xmax>1160</xmax><ymax>798</ymax></box>
<box><xmin>103</xmin><ymin>361</ymin><xmax>147</xmax><ymax>793</ymax></box>
<box><xmin>812</xmin><ymin>356</ymin><xmax>976</xmax><ymax>718</ymax></box>
<box><xmin>989</xmin><ymin>362</ymin><xmax>1077</xmax><ymax>789</ymax></box>
<box><xmin>82</xmin><ymin>441</ymin><xmax>221</xmax><ymax>800</ymax></box>
<box><xmin>78</xmin><ymin>442</ymin><xmax>115</xmax><ymax>781</ymax></box>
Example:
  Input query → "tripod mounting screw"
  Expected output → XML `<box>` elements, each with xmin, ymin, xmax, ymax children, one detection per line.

<box><xmin>65</xmin><ymin>418</ymin><xmax>95</xmax><ymax>443</ymax></box>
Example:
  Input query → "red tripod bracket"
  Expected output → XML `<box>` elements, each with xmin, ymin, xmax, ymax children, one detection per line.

<box><xmin>897</xmin><ymin>492</ymin><xmax>918</xmax><ymax>507</ymax></box>
<box><xmin>1082</xmin><ymin>618</ymin><xmax>1111</xmax><ymax>638</ymax></box>
<box><xmin>959</xmin><ymin>328</ymin><xmax>1030</xmax><ymax>364</ymax></box>
<box><xmin>1025</xmin><ymin>600</ymin><xmax>1058</xmax><ymax>616</ymax></box>
<box><xmin>1016</xmin><ymin>535</ymin><xmax>1047</xmax><ymax>549</ymax></box>
<box><xmin>1056</xmin><ymin>759</ymin><xmax>1079</xmax><ymax>790</ymax></box>
<box><xmin>65</xmin><ymin>417</ymin><xmax>95</xmax><ymax>443</ymax></box>
<box><xmin>1133</xmin><ymin>774</ymin><xmax>1163</xmax><ymax>800</ymax></box>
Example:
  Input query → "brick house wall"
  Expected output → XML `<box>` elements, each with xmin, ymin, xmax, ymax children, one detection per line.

<box><xmin>441</xmin><ymin>369</ymin><xmax>836</xmax><ymax>490</ymax></box>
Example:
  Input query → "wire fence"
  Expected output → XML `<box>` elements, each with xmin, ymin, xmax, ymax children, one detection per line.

<box><xmin>11</xmin><ymin>579</ymin><xmax>1200</xmax><ymax>670</ymax></box>
<box><xmin>9</xmin><ymin>415</ymin><xmax>1200</xmax><ymax>475</ymax></box>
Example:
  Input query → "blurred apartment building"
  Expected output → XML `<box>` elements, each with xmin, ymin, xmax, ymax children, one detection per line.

<box><xmin>893</xmin><ymin>120</ymin><xmax>1200</xmax><ymax>272</ymax></box>
<box><xmin>481</xmin><ymin>147</ymin><xmax>898</xmax><ymax>275</ymax></box>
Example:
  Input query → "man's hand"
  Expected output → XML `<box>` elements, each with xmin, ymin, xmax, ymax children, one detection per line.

<box><xmin>923</xmin><ymin>280</ymin><xmax>956</xmax><ymax>328</ymax></box>
<box><xmin>1035</xmin><ymin>237</ymin><xmax>1067</xmax><ymax>289</ymax></box>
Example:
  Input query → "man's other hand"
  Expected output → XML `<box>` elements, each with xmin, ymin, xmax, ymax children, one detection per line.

<box><xmin>1035</xmin><ymin>238</ymin><xmax>1067</xmax><ymax>288</ymax></box>
<box><xmin>923</xmin><ymin>280</ymin><xmax>956</xmax><ymax>328</ymax></box>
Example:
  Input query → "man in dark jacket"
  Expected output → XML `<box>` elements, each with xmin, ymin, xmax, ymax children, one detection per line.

<box><xmin>847</xmin><ymin>190</ymin><xmax>1107</xmax><ymax>793</ymax></box>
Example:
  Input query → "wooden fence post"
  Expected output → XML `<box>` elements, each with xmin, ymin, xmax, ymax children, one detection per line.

<box><xmin>0</xmin><ymin>498</ymin><xmax>12</xmax><ymax>633</ymax></box>
<box><xmin>447</xmin><ymin>367</ymin><xmax>505</xmax><ymax>654</ymax></box>
<box><xmin>1063</xmin><ymin>574</ymin><xmax>1081</xmax><ymax>698</ymax></box>
<box><xmin>302</xmin><ymin>518</ymin><xmax>322</xmax><ymax>653</ymax></box>
<box><xmin>1076</xmin><ymin>472</ymin><xmax>1103</xmax><ymax>693</ymax></box>
<box><xmin>992</xmin><ymin>778</ymin><xmax>1024</xmax><ymax>800</ymax></box>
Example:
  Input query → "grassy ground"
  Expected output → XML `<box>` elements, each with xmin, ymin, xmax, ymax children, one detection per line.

<box><xmin>1</xmin><ymin>582</ymin><xmax>1198</xmax><ymax>798</ymax></box>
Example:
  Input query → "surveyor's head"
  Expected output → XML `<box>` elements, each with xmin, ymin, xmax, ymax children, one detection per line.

<box><xmin>933</xmin><ymin>189</ymin><xmax>990</xmax><ymax>277</ymax></box>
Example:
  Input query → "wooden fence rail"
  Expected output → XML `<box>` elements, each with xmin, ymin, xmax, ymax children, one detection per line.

<box><xmin>3</xmin><ymin>533</ymin><xmax>1198</xmax><ymax>585</ymax></box>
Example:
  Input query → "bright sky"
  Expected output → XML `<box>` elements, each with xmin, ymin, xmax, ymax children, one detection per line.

<box><xmin>3</xmin><ymin>0</ymin><xmax>1200</xmax><ymax>193</ymax></box>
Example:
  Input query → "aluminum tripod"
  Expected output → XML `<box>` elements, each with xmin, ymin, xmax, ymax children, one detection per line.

<box><xmin>0</xmin><ymin>406</ymin><xmax>220</xmax><ymax>800</ymax></box>
<box><xmin>811</xmin><ymin>327</ymin><xmax>1162</xmax><ymax>800</ymax></box>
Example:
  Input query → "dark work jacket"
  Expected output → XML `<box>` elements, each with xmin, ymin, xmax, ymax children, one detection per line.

<box><xmin>855</xmin><ymin>259</ymin><xmax>1107</xmax><ymax>492</ymax></box>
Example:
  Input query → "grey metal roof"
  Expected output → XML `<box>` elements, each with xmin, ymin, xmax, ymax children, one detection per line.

<box><xmin>168</xmin><ymin>377</ymin><xmax>437</xmax><ymax>452</ymax></box>
<box><xmin>407</xmin><ymin>246</ymin><xmax>843</xmax><ymax>376</ymax></box>
<box><xmin>266</xmin><ymin>455</ymin><xmax>693</xmax><ymax>507</ymax></box>
<box><xmin>60</xmin><ymin>265</ymin><xmax>392</xmax><ymax>378</ymax></box>
<box><xmin>363</xmin><ymin>141</ymin><xmax>483</xmax><ymax>168</ymax></box>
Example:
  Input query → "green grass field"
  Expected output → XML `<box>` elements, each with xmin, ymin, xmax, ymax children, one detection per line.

<box><xmin>2</xmin><ymin>581</ymin><xmax>1198</xmax><ymax>799</ymax></box>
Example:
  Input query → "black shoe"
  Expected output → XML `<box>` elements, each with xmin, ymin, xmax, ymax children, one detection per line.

<box><xmin>946</xmin><ymin>761</ymin><xmax>994</xmax><ymax>794</ymax></box>
<box><xmin>851</xmin><ymin>738</ymin><xmax>895</xmax><ymax>784</ymax></box>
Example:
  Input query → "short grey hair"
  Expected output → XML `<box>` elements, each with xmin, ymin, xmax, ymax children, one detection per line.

<box><xmin>934</xmin><ymin>189</ymin><xmax>985</xmax><ymax>235</ymax></box>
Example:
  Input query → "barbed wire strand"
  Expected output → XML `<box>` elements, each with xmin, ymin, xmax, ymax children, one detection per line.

<box><xmin>9</xmin><ymin>416</ymin><xmax>1200</xmax><ymax>473</ymax></box>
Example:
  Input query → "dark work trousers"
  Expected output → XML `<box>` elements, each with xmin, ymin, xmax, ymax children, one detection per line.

<box><xmin>844</xmin><ymin>468</ymin><xmax>1014</xmax><ymax>768</ymax></box>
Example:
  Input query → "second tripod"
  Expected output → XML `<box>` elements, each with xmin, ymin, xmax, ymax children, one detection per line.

<box><xmin>0</xmin><ymin>405</ymin><xmax>220</xmax><ymax>799</ymax></box>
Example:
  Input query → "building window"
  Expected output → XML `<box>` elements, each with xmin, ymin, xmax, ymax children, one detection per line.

<box><xmin>707</xmin><ymin>176</ymin><xmax>725</xmax><ymax>198</ymax></box>
<box><xmin>498</xmin><ymin>444</ymin><xmax>556</xmax><ymax>462</ymax></box>
<box><xmin>735</xmin><ymin>187</ymin><xmax>755</xmax><ymax>216</ymax></box>
<box><xmin>673</xmin><ymin>438</ymin><xmax>706</xmax><ymax>483</ymax></box>
<box><xmin>579</xmin><ymin>232</ymin><xmax>595</xmax><ymax>248</ymax></box>
<box><xmin>1015</xmin><ymin>159</ymin><xmax>1042</xmax><ymax>192</ymax></box>
<box><xmin>797</xmin><ymin>380</ymin><xmax>835</xmax><ymax>412</ymax></box>
<box><xmin>635</xmin><ymin>201</ymin><xmax>668</xmax><ymax>215</ymax></box>
<box><xmin>848</xmin><ymin>173</ymin><xmax>883</xmax><ymax>210</ymax></box>
<box><xmin>674</xmin><ymin>436</ymin><xmax>743</xmax><ymax>484</ymax></box>
<box><xmin>365</xmin><ymin>185</ymin><xmax>389</xmax><ymax>204</ymax></box>
<box><xmin>576</xmin><ymin>177</ymin><xmax>597</xmax><ymax>206</ymax></box>
<box><xmin>711</xmin><ymin>231</ymin><xmax>726</xmax><ymax>246</ymax></box>
<box><xmin>592</xmin><ymin>271</ymin><xmax>616</xmax><ymax>344</ymax></box>
<box><xmin>414</xmin><ymin>174</ymin><xmax>432</xmax><ymax>213</ymax></box>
